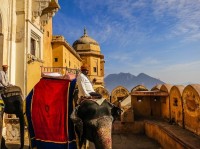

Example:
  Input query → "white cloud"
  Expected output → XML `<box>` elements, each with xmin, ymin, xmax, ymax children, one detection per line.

<box><xmin>58</xmin><ymin>0</ymin><xmax>200</xmax><ymax>44</ymax></box>
<box><xmin>73</xmin><ymin>0</ymin><xmax>150</xmax><ymax>45</ymax></box>
<box><xmin>151</xmin><ymin>60</ymin><xmax>200</xmax><ymax>84</ymax></box>
<box><xmin>152</xmin><ymin>0</ymin><xmax>200</xmax><ymax>41</ymax></box>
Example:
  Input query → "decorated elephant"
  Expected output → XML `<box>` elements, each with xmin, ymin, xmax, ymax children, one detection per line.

<box><xmin>24</xmin><ymin>77</ymin><xmax>121</xmax><ymax>149</ymax></box>
<box><xmin>0</xmin><ymin>86</ymin><xmax>24</xmax><ymax>149</ymax></box>
<box><xmin>25</xmin><ymin>78</ymin><xmax>78</xmax><ymax>149</ymax></box>
<box><xmin>71</xmin><ymin>98</ymin><xmax>121</xmax><ymax>149</ymax></box>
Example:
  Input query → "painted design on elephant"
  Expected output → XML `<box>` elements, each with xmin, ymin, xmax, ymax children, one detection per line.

<box><xmin>97</xmin><ymin>120</ymin><xmax>112</xmax><ymax>149</ymax></box>
<box><xmin>87</xmin><ymin>116</ymin><xmax>113</xmax><ymax>149</ymax></box>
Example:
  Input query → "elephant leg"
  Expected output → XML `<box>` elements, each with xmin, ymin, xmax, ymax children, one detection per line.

<box><xmin>0</xmin><ymin>112</ymin><xmax>3</xmax><ymax>149</ymax></box>
<box><xmin>18</xmin><ymin>112</ymin><xmax>24</xmax><ymax>149</ymax></box>
<box><xmin>85</xmin><ymin>140</ymin><xmax>89</xmax><ymax>149</ymax></box>
<box><xmin>1</xmin><ymin>137</ymin><xmax>8</xmax><ymax>149</ymax></box>
<box><xmin>0</xmin><ymin>105</ymin><xmax>5</xmax><ymax>149</ymax></box>
<box><xmin>80</xmin><ymin>139</ymin><xmax>89</xmax><ymax>149</ymax></box>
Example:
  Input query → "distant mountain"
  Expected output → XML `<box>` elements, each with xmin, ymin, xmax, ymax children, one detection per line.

<box><xmin>104</xmin><ymin>72</ymin><xmax>165</xmax><ymax>92</ymax></box>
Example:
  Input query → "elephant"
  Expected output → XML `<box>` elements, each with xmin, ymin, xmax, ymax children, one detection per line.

<box><xmin>71</xmin><ymin>98</ymin><xmax>121</xmax><ymax>149</ymax></box>
<box><xmin>24</xmin><ymin>78</ymin><xmax>121</xmax><ymax>149</ymax></box>
<box><xmin>0</xmin><ymin>86</ymin><xmax>24</xmax><ymax>149</ymax></box>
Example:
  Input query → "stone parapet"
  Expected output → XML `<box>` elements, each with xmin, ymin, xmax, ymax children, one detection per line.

<box><xmin>145</xmin><ymin>120</ymin><xmax>200</xmax><ymax>149</ymax></box>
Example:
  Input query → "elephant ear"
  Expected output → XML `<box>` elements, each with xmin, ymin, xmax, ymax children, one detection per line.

<box><xmin>70</xmin><ymin>106</ymin><xmax>83</xmax><ymax>139</ymax></box>
<box><xmin>111</xmin><ymin>106</ymin><xmax>122</xmax><ymax>121</ymax></box>
<box><xmin>1</xmin><ymin>86</ymin><xmax>22</xmax><ymax>98</ymax></box>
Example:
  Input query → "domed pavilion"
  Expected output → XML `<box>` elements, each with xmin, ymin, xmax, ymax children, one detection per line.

<box><xmin>73</xmin><ymin>28</ymin><xmax>105</xmax><ymax>88</ymax></box>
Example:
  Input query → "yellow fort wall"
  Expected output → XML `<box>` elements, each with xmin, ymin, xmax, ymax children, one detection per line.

<box><xmin>43</xmin><ymin>18</ymin><xmax>53</xmax><ymax>67</ymax></box>
<box><xmin>131</xmin><ymin>96</ymin><xmax>151</xmax><ymax>119</ymax></box>
<box><xmin>52</xmin><ymin>36</ymin><xmax>82</xmax><ymax>69</ymax></box>
<box><xmin>27</xmin><ymin>18</ymin><xmax>54</xmax><ymax>94</ymax></box>
<box><xmin>52</xmin><ymin>45</ymin><xmax>64</xmax><ymax>67</ymax></box>
<box><xmin>27</xmin><ymin>62</ymin><xmax>41</xmax><ymax>94</ymax></box>
<box><xmin>112</xmin><ymin>83</ymin><xmax>200</xmax><ymax>137</ymax></box>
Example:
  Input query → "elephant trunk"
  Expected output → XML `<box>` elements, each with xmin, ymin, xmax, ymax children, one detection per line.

<box><xmin>88</xmin><ymin>116</ymin><xmax>113</xmax><ymax>149</ymax></box>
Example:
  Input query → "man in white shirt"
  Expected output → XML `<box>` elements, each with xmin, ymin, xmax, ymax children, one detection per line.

<box><xmin>76</xmin><ymin>64</ymin><xmax>101</xmax><ymax>104</ymax></box>
<box><xmin>0</xmin><ymin>65</ymin><xmax>12</xmax><ymax>109</ymax></box>
<box><xmin>0</xmin><ymin>65</ymin><xmax>12</xmax><ymax>88</ymax></box>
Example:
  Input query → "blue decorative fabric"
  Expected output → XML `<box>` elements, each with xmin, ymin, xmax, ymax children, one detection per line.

<box><xmin>67</xmin><ymin>79</ymin><xmax>77</xmax><ymax>149</ymax></box>
<box><xmin>26</xmin><ymin>89</ymin><xmax>37</xmax><ymax>148</ymax></box>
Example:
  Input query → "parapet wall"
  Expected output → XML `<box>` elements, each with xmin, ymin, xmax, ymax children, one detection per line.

<box><xmin>145</xmin><ymin>120</ymin><xmax>200</xmax><ymax>149</ymax></box>
<box><xmin>111</xmin><ymin>83</ymin><xmax>200</xmax><ymax>136</ymax></box>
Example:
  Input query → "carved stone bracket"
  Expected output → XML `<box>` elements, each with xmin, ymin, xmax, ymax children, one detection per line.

<box><xmin>40</xmin><ymin>1</ymin><xmax>59</xmax><ymax>27</ymax></box>
<box><xmin>40</xmin><ymin>11</ymin><xmax>57</xmax><ymax>26</ymax></box>
<box><xmin>32</xmin><ymin>0</ymin><xmax>51</xmax><ymax>21</ymax></box>
<box><xmin>40</xmin><ymin>13</ymin><xmax>49</xmax><ymax>26</ymax></box>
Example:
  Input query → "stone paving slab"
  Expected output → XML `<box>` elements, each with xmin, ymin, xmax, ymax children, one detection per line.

<box><xmin>6</xmin><ymin>144</ymin><xmax>29</xmax><ymax>149</ymax></box>
<box><xmin>6</xmin><ymin>140</ymin><xmax>29</xmax><ymax>149</ymax></box>
<box><xmin>89</xmin><ymin>133</ymin><xmax>162</xmax><ymax>149</ymax></box>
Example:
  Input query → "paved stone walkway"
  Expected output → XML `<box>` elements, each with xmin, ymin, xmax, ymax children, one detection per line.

<box><xmin>6</xmin><ymin>140</ymin><xmax>29</xmax><ymax>149</ymax></box>
<box><xmin>89</xmin><ymin>133</ymin><xmax>162</xmax><ymax>149</ymax></box>
<box><xmin>5</xmin><ymin>120</ymin><xmax>200</xmax><ymax>149</ymax></box>
<box><xmin>6</xmin><ymin>133</ymin><xmax>161</xmax><ymax>149</ymax></box>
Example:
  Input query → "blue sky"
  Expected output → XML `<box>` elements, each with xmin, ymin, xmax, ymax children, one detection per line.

<box><xmin>53</xmin><ymin>0</ymin><xmax>200</xmax><ymax>85</ymax></box>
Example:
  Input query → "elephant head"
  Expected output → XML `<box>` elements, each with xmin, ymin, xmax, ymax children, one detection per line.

<box><xmin>73</xmin><ymin>99</ymin><xmax>121</xmax><ymax>149</ymax></box>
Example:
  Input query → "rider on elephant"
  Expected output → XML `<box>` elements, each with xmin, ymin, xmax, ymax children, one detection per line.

<box><xmin>0</xmin><ymin>65</ymin><xmax>13</xmax><ymax>87</ymax></box>
<box><xmin>0</xmin><ymin>65</ymin><xmax>24</xmax><ymax>149</ymax></box>
<box><xmin>76</xmin><ymin>64</ymin><xmax>102</xmax><ymax>104</ymax></box>
<box><xmin>0</xmin><ymin>65</ymin><xmax>13</xmax><ymax>104</ymax></box>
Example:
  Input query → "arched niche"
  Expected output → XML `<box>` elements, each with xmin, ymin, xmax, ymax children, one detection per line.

<box><xmin>160</xmin><ymin>84</ymin><xmax>173</xmax><ymax>120</ymax></box>
<box><xmin>182</xmin><ymin>84</ymin><xmax>200</xmax><ymax>135</ymax></box>
<box><xmin>111</xmin><ymin>86</ymin><xmax>129</xmax><ymax>106</ymax></box>
<box><xmin>95</xmin><ymin>87</ymin><xmax>110</xmax><ymax>101</ymax></box>
<box><xmin>151</xmin><ymin>84</ymin><xmax>162</xmax><ymax>91</ymax></box>
<box><xmin>131</xmin><ymin>85</ymin><xmax>148</xmax><ymax>92</ymax></box>
<box><xmin>169</xmin><ymin>85</ymin><xmax>185</xmax><ymax>127</ymax></box>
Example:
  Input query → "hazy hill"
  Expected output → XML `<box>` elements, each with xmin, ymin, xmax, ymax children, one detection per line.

<box><xmin>104</xmin><ymin>72</ymin><xmax>165</xmax><ymax>92</ymax></box>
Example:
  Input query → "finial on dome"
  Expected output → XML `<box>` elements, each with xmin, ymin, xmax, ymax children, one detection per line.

<box><xmin>84</xmin><ymin>27</ymin><xmax>87</xmax><ymax>36</ymax></box>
